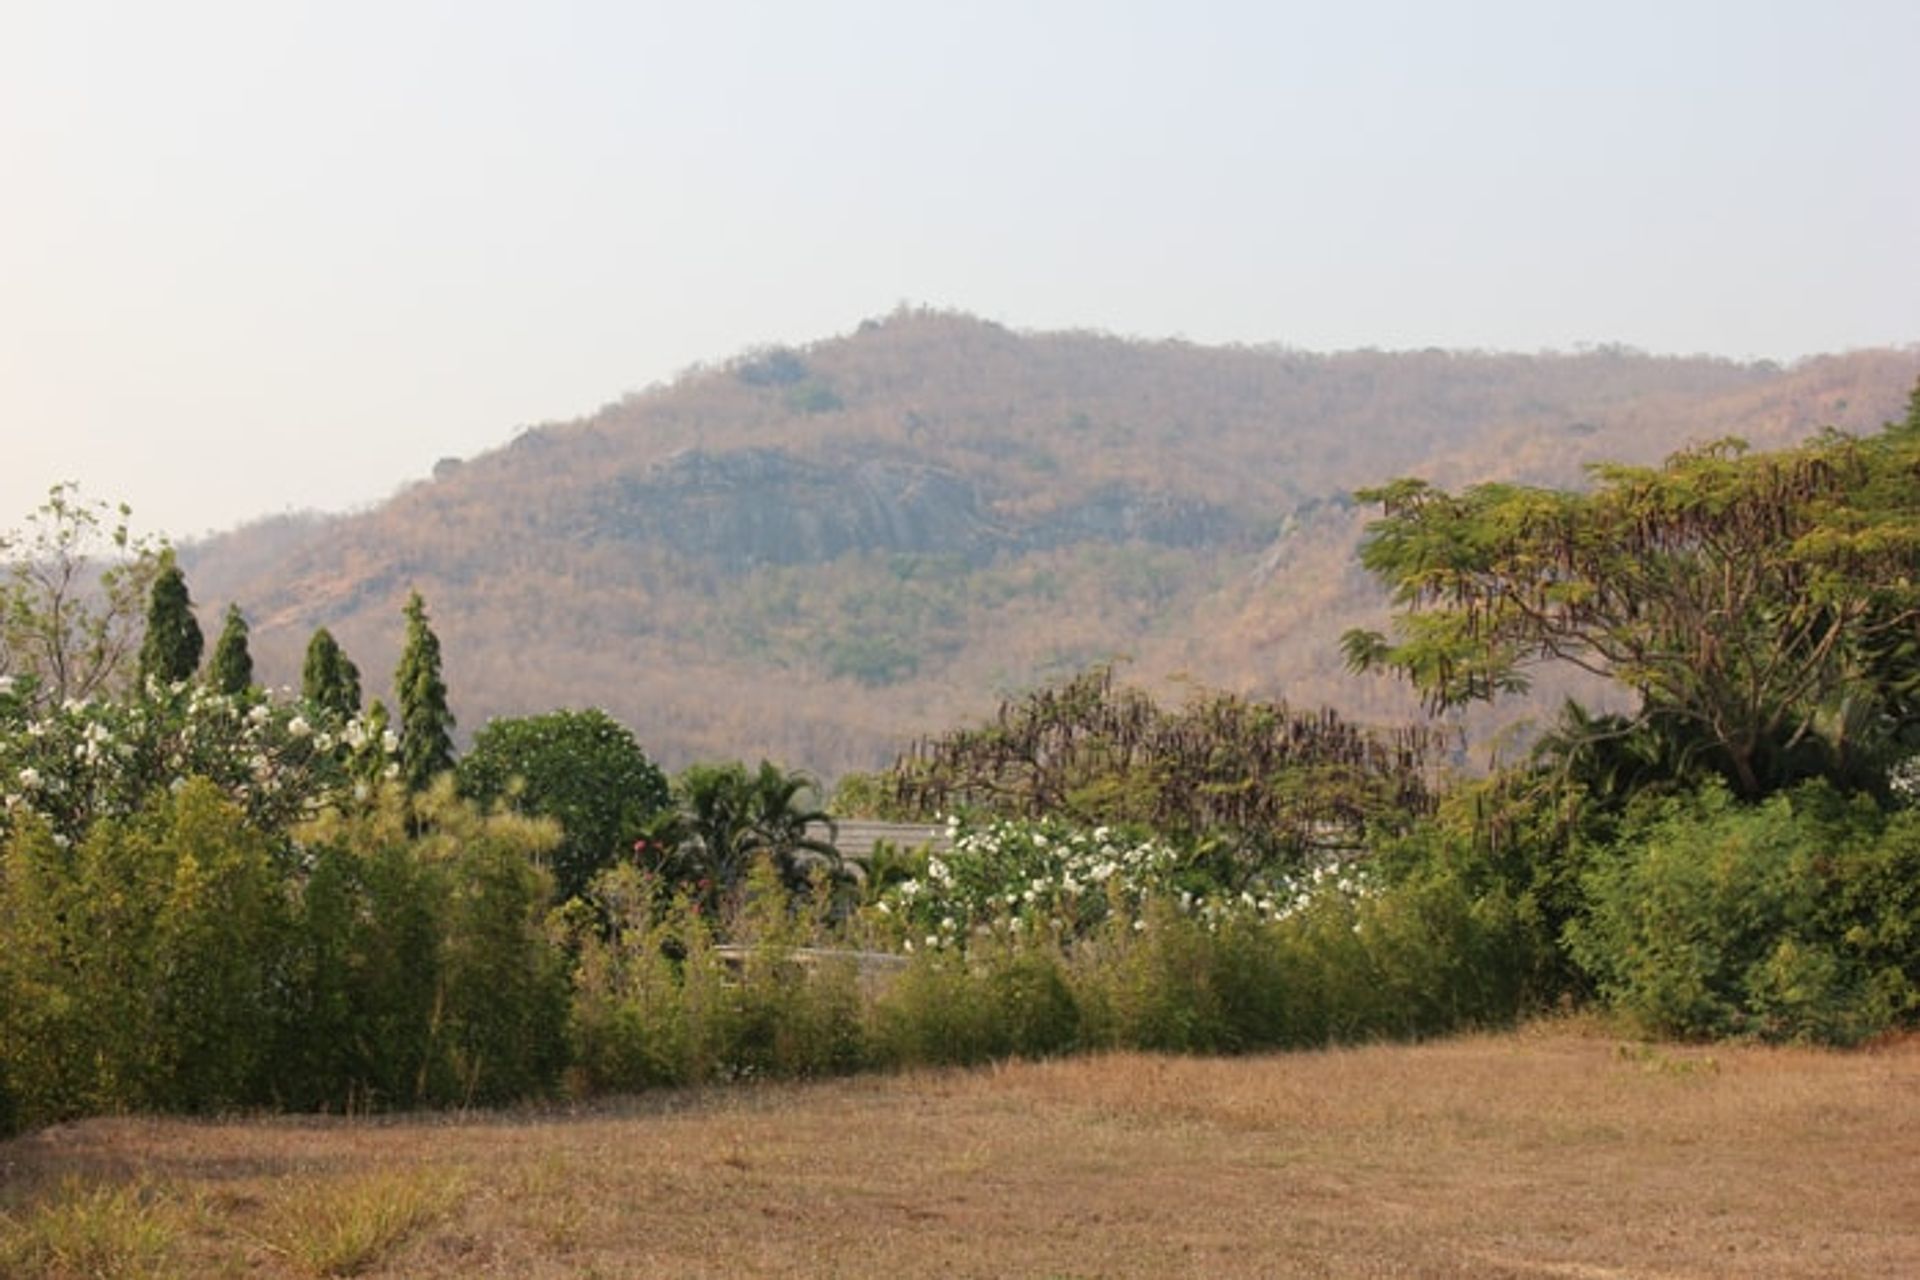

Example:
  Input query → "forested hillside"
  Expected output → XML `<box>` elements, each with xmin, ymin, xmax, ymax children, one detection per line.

<box><xmin>180</xmin><ymin>309</ymin><xmax>1918</xmax><ymax>772</ymax></box>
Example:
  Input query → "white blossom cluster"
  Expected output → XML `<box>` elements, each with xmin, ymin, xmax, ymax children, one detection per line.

<box><xmin>874</xmin><ymin>814</ymin><xmax>1373</xmax><ymax>951</ymax></box>
<box><xmin>0</xmin><ymin>682</ymin><xmax>395</xmax><ymax>845</ymax></box>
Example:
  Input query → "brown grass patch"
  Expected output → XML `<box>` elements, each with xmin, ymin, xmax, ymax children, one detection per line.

<box><xmin>2</xmin><ymin>1020</ymin><xmax>1915</xmax><ymax>1277</ymax></box>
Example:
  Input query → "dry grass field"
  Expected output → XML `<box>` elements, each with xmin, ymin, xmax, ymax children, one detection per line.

<box><xmin>2</xmin><ymin>1019</ymin><xmax>1915</xmax><ymax>1278</ymax></box>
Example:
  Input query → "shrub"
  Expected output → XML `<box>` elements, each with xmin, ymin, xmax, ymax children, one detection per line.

<box><xmin>0</xmin><ymin>781</ymin><xmax>286</xmax><ymax>1125</ymax></box>
<box><xmin>1568</xmin><ymin>781</ymin><xmax>1920</xmax><ymax>1043</ymax></box>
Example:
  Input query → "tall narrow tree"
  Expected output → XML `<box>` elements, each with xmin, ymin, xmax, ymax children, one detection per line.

<box><xmin>301</xmin><ymin>627</ymin><xmax>362</xmax><ymax>720</ymax></box>
<box><xmin>396</xmin><ymin>592</ymin><xmax>455</xmax><ymax>791</ymax></box>
<box><xmin>207</xmin><ymin>604</ymin><xmax>254</xmax><ymax>695</ymax></box>
<box><xmin>137</xmin><ymin>553</ymin><xmax>203</xmax><ymax>689</ymax></box>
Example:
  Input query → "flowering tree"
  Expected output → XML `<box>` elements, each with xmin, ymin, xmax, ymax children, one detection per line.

<box><xmin>0</xmin><ymin>680</ymin><xmax>383</xmax><ymax>847</ymax></box>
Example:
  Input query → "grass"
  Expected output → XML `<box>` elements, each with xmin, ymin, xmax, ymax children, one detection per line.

<box><xmin>1</xmin><ymin>1018</ymin><xmax>1914</xmax><ymax>1277</ymax></box>
<box><xmin>252</xmin><ymin>1169</ymin><xmax>466</xmax><ymax>1276</ymax></box>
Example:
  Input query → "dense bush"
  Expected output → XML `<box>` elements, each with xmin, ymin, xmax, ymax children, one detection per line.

<box><xmin>1567</xmin><ymin>781</ymin><xmax>1920</xmax><ymax>1043</ymax></box>
<box><xmin>563</xmin><ymin>838</ymin><xmax>1542</xmax><ymax>1095</ymax></box>
<box><xmin>0</xmin><ymin>781</ymin><xmax>568</xmax><ymax>1131</ymax></box>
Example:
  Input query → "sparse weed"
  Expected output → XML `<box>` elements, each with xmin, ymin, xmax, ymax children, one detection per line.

<box><xmin>0</xmin><ymin>1177</ymin><xmax>180</xmax><ymax>1279</ymax></box>
<box><xmin>254</xmin><ymin>1168</ymin><xmax>465</xmax><ymax>1277</ymax></box>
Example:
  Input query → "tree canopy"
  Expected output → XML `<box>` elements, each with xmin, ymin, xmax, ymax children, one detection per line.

<box><xmin>1</xmin><ymin>484</ymin><xmax>165</xmax><ymax>711</ymax></box>
<box><xmin>137</xmin><ymin>555</ymin><xmax>203</xmax><ymax>689</ymax></box>
<box><xmin>1344</xmin><ymin>394</ymin><xmax>1920</xmax><ymax>798</ymax></box>
<box><xmin>301</xmin><ymin>627</ymin><xmax>362</xmax><ymax>721</ymax></box>
<box><xmin>208</xmin><ymin>604</ymin><xmax>254</xmax><ymax>696</ymax></box>
<box><xmin>457</xmin><ymin>708</ymin><xmax>670</xmax><ymax>903</ymax></box>
<box><xmin>396</xmin><ymin>592</ymin><xmax>455</xmax><ymax>792</ymax></box>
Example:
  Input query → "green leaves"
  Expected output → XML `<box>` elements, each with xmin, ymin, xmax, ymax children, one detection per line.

<box><xmin>1349</xmin><ymin>405</ymin><xmax>1920</xmax><ymax>797</ymax></box>
<box><xmin>395</xmin><ymin>593</ymin><xmax>455</xmax><ymax>793</ymax></box>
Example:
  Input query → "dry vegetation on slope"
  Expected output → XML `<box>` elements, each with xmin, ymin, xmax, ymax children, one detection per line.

<box><xmin>180</xmin><ymin>311</ymin><xmax>1918</xmax><ymax>773</ymax></box>
<box><xmin>3</xmin><ymin>1022</ymin><xmax>1915</xmax><ymax>1277</ymax></box>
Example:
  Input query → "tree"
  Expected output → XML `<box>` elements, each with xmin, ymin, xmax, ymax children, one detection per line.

<box><xmin>395</xmin><ymin>592</ymin><xmax>455</xmax><ymax>792</ymax></box>
<box><xmin>136</xmin><ymin>553</ymin><xmax>203</xmax><ymax>689</ymax></box>
<box><xmin>456</xmin><ymin>708</ymin><xmax>671</xmax><ymax>903</ymax></box>
<box><xmin>207</xmin><ymin>604</ymin><xmax>254</xmax><ymax>695</ymax></box>
<box><xmin>301</xmin><ymin>628</ymin><xmax>362</xmax><ymax>720</ymax></box>
<box><xmin>1343</xmin><ymin>414</ymin><xmax>1920</xmax><ymax>799</ymax></box>
<box><xmin>1</xmin><ymin>483</ymin><xmax>165</xmax><ymax>712</ymax></box>
<box><xmin>654</xmin><ymin>760</ymin><xmax>841</xmax><ymax>903</ymax></box>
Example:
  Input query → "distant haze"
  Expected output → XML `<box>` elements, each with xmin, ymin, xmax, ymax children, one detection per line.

<box><xmin>3</xmin><ymin>1</ymin><xmax>1915</xmax><ymax>540</ymax></box>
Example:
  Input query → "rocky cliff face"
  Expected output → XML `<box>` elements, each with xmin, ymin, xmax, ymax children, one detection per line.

<box><xmin>575</xmin><ymin>446</ymin><xmax>1260</xmax><ymax>569</ymax></box>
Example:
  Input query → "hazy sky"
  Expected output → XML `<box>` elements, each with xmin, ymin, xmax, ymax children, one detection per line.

<box><xmin>3</xmin><ymin>1</ymin><xmax>1915</xmax><ymax>540</ymax></box>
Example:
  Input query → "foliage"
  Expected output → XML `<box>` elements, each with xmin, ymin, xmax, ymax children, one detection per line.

<box><xmin>301</xmin><ymin>626</ymin><xmax>363</xmax><ymax>721</ymax></box>
<box><xmin>885</xmin><ymin>666</ymin><xmax>1445</xmax><ymax>876</ymax></box>
<box><xmin>136</xmin><ymin>554</ymin><xmax>202</xmax><ymax>689</ymax></box>
<box><xmin>1344</xmin><ymin>416</ymin><xmax>1920</xmax><ymax>798</ymax></box>
<box><xmin>207</xmin><ymin>603</ymin><xmax>254</xmax><ymax>695</ymax></box>
<box><xmin>1</xmin><ymin>483</ymin><xmax>166</xmax><ymax>713</ymax></box>
<box><xmin>1566</xmin><ymin>780</ymin><xmax>1920</xmax><ymax>1043</ymax></box>
<box><xmin>0</xmin><ymin>781</ymin><xmax>286</xmax><ymax>1121</ymax></box>
<box><xmin>457</xmin><ymin>708</ymin><xmax>671</xmax><ymax>904</ymax></box>
<box><xmin>292</xmin><ymin>783</ymin><xmax>571</xmax><ymax>1108</ymax></box>
<box><xmin>395</xmin><ymin>592</ymin><xmax>455</xmax><ymax>792</ymax></box>
<box><xmin>644</xmin><ymin>760</ymin><xmax>842</xmax><ymax>905</ymax></box>
<box><xmin>565</xmin><ymin>860</ymin><xmax>864</xmax><ymax>1091</ymax></box>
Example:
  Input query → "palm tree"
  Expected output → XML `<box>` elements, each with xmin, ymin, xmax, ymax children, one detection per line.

<box><xmin>667</xmin><ymin>761</ymin><xmax>843</xmax><ymax>906</ymax></box>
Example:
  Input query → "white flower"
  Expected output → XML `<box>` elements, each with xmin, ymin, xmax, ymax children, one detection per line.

<box><xmin>287</xmin><ymin>716</ymin><xmax>311</xmax><ymax>739</ymax></box>
<box><xmin>1132</xmin><ymin>918</ymin><xmax>1147</xmax><ymax>932</ymax></box>
<box><xmin>381</xmin><ymin>730</ymin><xmax>400</xmax><ymax>755</ymax></box>
<box><xmin>17</xmin><ymin>767</ymin><xmax>40</xmax><ymax>790</ymax></box>
<box><xmin>247</xmin><ymin>703</ymin><xmax>271</xmax><ymax>725</ymax></box>
<box><xmin>875</xmin><ymin>901</ymin><xmax>891</xmax><ymax>915</ymax></box>
<box><xmin>383</xmin><ymin>762</ymin><xmax>400</xmax><ymax>780</ymax></box>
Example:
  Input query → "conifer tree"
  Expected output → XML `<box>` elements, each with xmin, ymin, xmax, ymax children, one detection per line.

<box><xmin>208</xmin><ymin>604</ymin><xmax>254</xmax><ymax>695</ymax></box>
<box><xmin>301</xmin><ymin>627</ymin><xmax>362</xmax><ymax>720</ymax></box>
<box><xmin>396</xmin><ymin>592</ymin><xmax>455</xmax><ymax>791</ymax></box>
<box><xmin>137</xmin><ymin>554</ymin><xmax>203</xmax><ymax>689</ymax></box>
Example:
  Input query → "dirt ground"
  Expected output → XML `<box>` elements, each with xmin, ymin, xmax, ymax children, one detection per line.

<box><xmin>3</xmin><ymin>1019</ymin><xmax>1916</xmax><ymax>1277</ymax></box>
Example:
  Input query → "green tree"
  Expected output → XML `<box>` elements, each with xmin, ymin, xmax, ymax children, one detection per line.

<box><xmin>659</xmin><ymin>760</ymin><xmax>841</xmax><ymax>903</ymax></box>
<box><xmin>301</xmin><ymin>627</ymin><xmax>362</xmax><ymax>720</ymax></box>
<box><xmin>456</xmin><ymin>708</ymin><xmax>671</xmax><ymax>904</ymax></box>
<box><xmin>395</xmin><ymin>592</ymin><xmax>455</xmax><ymax>792</ymax></box>
<box><xmin>1343</xmin><ymin>419</ymin><xmax>1920</xmax><ymax>799</ymax></box>
<box><xmin>207</xmin><ymin>603</ymin><xmax>254</xmax><ymax>695</ymax></box>
<box><xmin>1</xmin><ymin>483</ymin><xmax>166</xmax><ymax>711</ymax></box>
<box><xmin>137</xmin><ymin>553</ymin><xmax>203</xmax><ymax>689</ymax></box>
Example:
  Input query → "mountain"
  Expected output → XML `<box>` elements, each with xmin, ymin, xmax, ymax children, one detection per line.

<box><xmin>180</xmin><ymin>309</ymin><xmax>1919</xmax><ymax>775</ymax></box>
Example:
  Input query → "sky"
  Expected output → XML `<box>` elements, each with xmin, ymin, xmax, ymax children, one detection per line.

<box><xmin>2</xmin><ymin>1</ymin><xmax>1916</xmax><ymax>541</ymax></box>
